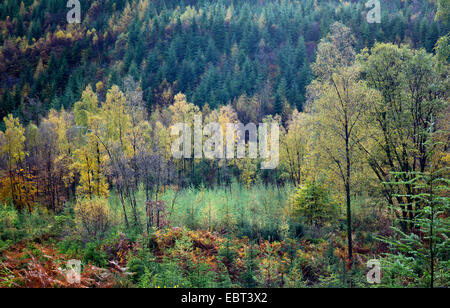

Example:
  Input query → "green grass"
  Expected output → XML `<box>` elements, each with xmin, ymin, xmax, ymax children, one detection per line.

<box><xmin>108</xmin><ymin>182</ymin><xmax>296</xmax><ymax>240</ymax></box>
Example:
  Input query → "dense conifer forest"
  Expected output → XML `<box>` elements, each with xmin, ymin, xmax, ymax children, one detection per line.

<box><xmin>0</xmin><ymin>0</ymin><xmax>448</xmax><ymax>289</ymax></box>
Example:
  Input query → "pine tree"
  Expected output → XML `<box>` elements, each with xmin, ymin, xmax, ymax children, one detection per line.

<box><xmin>274</xmin><ymin>78</ymin><xmax>287</xmax><ymax>115</ymax></box>
<box><xmin>241</xmin><ymin>243</ymin><xmax>258</xmax><ymax>288</ymax></box>
<box><xmin>426</xmin><ymin>23</ymin><xmax>440</xmax><ymax>53</ymax></box>
<box><xmin>380</xmin><ymin>132</ymin><xmax>449</xmax><ymax>288</ymax></box>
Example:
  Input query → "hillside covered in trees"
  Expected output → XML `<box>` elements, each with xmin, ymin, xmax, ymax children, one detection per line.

<box><xmin>0</xmin><ymin>0</ymin><xmax>447</xmax><ymax>123</ymax></box>
<box><xmin>0</xmin><ymin>0</ymin><xmax>449</xmax><ymax>289</ymax></box>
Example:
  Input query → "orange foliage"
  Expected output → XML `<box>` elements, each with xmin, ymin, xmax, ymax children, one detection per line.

<box><xmin>0</xmin><ymin>243</ymin><xmax>119</xmax><ymax>288</ymax></box>
<box><xmin>0</xmin><ymin>169</ymin><xmax>37</xmax><ymax>210</ymax></box>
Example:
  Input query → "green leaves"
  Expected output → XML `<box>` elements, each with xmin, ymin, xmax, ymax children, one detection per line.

<box><xmin>379</xmin><ymin>165</ymin><xmax>449</xmax><ymax>287</ymax></box>
<box><xmin>292</xmin><ymin>181</ymin><xmax>339</xmax><ymax>227</ymax></box>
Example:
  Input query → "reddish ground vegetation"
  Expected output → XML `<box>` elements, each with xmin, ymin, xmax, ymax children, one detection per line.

<box><xmin>0</xmin><ymin>242</ymin><xmax>125</xmax><ymax>288</ymax></box>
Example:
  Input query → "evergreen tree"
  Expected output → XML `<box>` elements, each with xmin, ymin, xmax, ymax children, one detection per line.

<box><xmin>380</xmin><ymin>133</ymin><xmax>449</xmax><ymax>288</ymax></box>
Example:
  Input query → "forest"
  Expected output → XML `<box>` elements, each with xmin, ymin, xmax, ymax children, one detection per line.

<box><xmin>0</xmin><ymin>0</ymin><xmax>448</xmax><ymax>289</ymax></box>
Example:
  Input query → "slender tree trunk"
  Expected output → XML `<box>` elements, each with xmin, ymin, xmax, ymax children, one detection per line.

<box><xmin>9</xmin><ymin>169</ymin><xmax>16</xmax><ymax>207</ymax></box>
<box><xmin>96</xmin><ymin>142</ymin><xmax>101</xmax><ymax>196</ymax></box>
<box><xmin>429</xmin><ymin>173</ymin><xmax>434</xmax><ymax>288</ymax></box>
<box><xmin>131</xmin><ymin>189</ymin><xmax>140</xmax><ymax>229</ymax></box>
<box><xmin>346</xmin><ymin>173</ymin><xmax>352</xmax><ymax>263</ymax></box>
<box><xmin>345</xmin><ymin>129</ymin><xmax>353</xmax><ymax>287</ymax></box>
<box><xmin>117</xmin><ymin>185</ymin><xmax>129</xmax><ymax>229</ymax></box>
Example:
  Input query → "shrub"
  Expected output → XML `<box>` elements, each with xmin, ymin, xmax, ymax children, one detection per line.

<box><xmin>0</xmin><ymin>204</ymin><xmax>53</xmax><ymax>244</ymax></box>
<box><xmin>241</xmin><ymin>244</ymin><xmax>259</xmax><ymax>288</ymax></box>
<box><xmin>83</xmin><ymin>242</ymin><xmax>108</xmax><ymax>267</ymax></box>
<box><xmin>0</xmin><ymin>239</ymin><xmax>12</xmax><ymax>253</ymax></box>
<box><xmin>186</xmin><ymin>261</ymin><xmax>219</xmax><ymax>288</ymax></box>
<box><xmin>127</xmin><ymin>256</ymin><xmax>146</xmax><ymax>283</ymax></box>
<box><xmin>284</xmin><ymin>259</ymin><xmax>306</xmax><ymax>288</ymax></box>
<box><xmin>137</xmin><ymin>261</ymin><xmax>190</xmax><ymax>288</ymax></box>
<box><xmin>50</xmin><ymin>215</ymin><xmax>75</xmax><ymax>238</ymax></box>
<box><xmin>218</xmin><ymin>237</ymin><xmax>238</xmax><ymax>265</ymax></box>
<box><xmin>292</xmin><ymin>181</ymin><xmax>339</xmax><ymax>227</ymax></box>
<box><xmin>74</xmin><ymin>198</ymin><xmax>111</xmax><ymax>240</ymax></box>
<box><xmin>0</xmin><ymin>204</ymin><xmax>19</xmax><ymax>242</ymax></box>
<box><xmin>0</xmin><ymin>204</ymin><xmax>18</xmax><ymax>228</ymax></box>
<box><xmin>18</xmin><ymin>206</ymin><xmax>53</xmax><ymax>241</ymax></box>
<box><xmin>56</xmin><ymin>238</ymin><xmax>84</xmax><ymax>258</ymax></box>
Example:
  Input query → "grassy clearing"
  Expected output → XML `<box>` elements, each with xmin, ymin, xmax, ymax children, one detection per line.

<box><xmin>109</xmin><ymin>183</ymin><xmax>296</xmax><ymax>241</ymax></box>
